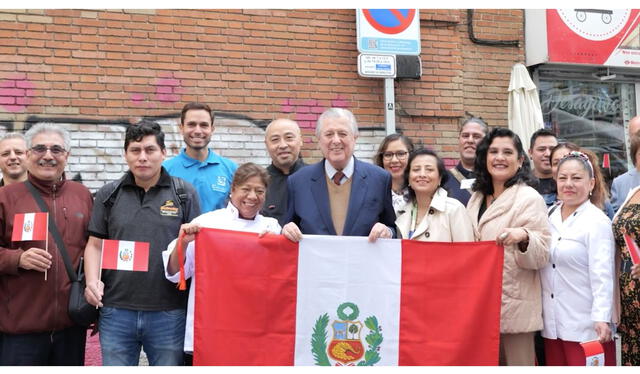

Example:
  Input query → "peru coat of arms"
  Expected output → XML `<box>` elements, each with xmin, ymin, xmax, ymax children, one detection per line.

<box><xmin>311</xmin><ymin>302</ymin><xmax>383</xmax><ymax>366</ymax></box>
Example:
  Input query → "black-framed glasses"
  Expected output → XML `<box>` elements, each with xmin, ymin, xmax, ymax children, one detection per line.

<box><xmin>30</xmin><ymin>144</ymin><xmax>67</xmax><ymax>156</ymax></box>
<box><xmin>381</xmin><ymin>151</ymin><xmax>409</xmax><ymax>161</ymax></box>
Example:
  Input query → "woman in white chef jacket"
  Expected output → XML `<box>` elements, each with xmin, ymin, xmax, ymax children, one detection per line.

<box><xmin>541</xmin><ymin>151</ymin><xmax>615</xmax><ymax>366</ymax></box>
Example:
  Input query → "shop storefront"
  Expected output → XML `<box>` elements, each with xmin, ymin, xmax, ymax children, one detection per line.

<box><xmin>526</xmin><ymin>9</ymin><xmax>640</xmax><ymax>185</ymax></box>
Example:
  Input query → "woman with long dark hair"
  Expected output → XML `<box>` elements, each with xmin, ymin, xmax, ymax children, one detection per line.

<box><xmin>466</xmin><ymin>127</ymin><xmax>550</xmax><ymax>366</ymax></box>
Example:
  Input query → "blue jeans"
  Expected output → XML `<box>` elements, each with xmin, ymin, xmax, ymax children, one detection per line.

<box><xmin>99</xmin><ymin>306</ymin><xmax>185</xmax><ymax>366</ymax></box>
<box><xmin>0</xmin><ymin>326</ymin><xmax>86</xmax><ymax>365</ymax></box>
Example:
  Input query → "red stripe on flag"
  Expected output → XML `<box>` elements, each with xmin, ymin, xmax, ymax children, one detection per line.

<box><xmin>398</xmin><ymin>240</ymin><xmax>503</xmax><ymax>365</ymax></box>
<box><xmin>101</xmin><ymin>239</ymin><xmax>119</xmax><ymax>270</ymax></box>
<box><xmin>132</xmin><ymin>241</ymin><xmax>149</xmax><ymax>272</ymax></box>
<box><xmin>32</xmin><ymin>212</ymin><xmax>48</xmax><ymax>241</ymax></box>
<box><xmin>11</xmin><ymin>213</ymin><xmax>25</xmax><ymax>242</ymax></box>
<box><xmin>581</xmin><ymin>340</ymin><xmax>604</xmax><ymax>356</ymax></box>
<box><xmin>623</xmin><ymin>234</ymin><xmax>640</xmax><ymax>265</ymax></box>
<box><xmin>193</xmin><ymin>228</ymin><xmax>299</xmax><ymax>366</ymax></box>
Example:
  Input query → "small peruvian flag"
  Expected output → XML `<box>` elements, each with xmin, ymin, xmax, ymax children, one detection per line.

<box><xmin>101</xmin><ymin>239</ymin><xmax>149</xmax><ymax>272</ymax></box>
<box><xmin>580</xmin><ymin>340</ymin><xmax>604</xmax><ymax>366</ymax></box>
<box><xmin>12</xmin><ymin>212</ymin><xmax>48</xmax><ymax>242</ymax></box>
<box><xmin>602</xmin><ymin>153</ymin><xmax>610</xmax><ymax>169</ymax></box>
<box><xmin>623</xmin><ymin>234</ymin><xmax>640</xmax><ymax>265</ymax></box>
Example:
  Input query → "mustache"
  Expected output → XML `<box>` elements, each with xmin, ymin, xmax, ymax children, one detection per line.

<box><xmin>37</xmin><ymin>159</ymin><xmax>58</xmax><ymax>167</ymax></box>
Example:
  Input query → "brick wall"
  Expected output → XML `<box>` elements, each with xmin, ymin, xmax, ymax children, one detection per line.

<box><xmin>0</xmin><ymin>9</ymin><xmax>524</xmax><ymax>190</ymax></box>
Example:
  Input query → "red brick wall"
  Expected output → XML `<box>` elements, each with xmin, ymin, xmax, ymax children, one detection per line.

<box><xmin>0</xmin><ymin>9</ymin><xmax>524</xmax><ymax>171</ymax></box>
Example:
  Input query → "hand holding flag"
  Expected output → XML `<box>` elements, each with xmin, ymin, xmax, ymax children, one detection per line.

<box><xmin>12</xmin><ymin>212</ymin><xmax>50</xmax><ymax>280</ymax></box>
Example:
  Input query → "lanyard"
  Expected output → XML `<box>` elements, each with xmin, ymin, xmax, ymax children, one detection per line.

<box><xmin>409</xmin><ymin>202</ymin><xmax>418</xmax><ymax>238</ymax></box>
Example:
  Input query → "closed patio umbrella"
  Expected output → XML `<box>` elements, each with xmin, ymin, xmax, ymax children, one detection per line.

<box><xmin>508</xmin><ymin>63</ymin><xmax>544</xmax><ymax>153</ymax></box>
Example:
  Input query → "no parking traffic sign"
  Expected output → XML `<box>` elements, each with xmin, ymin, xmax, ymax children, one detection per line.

<box><xmin>356</xmin><ymin>9</ymin><xmax>421</xmax><ymax>55</ymax></box>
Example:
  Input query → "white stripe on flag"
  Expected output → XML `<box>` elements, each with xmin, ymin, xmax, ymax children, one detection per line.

<box><xmin>116</xmin><ymin>240</ymin><xmax>136</xmax><ymax>271</ymax></box>
<box><xmin>293</xmin><ymin>235</ymin><xmax>402</xmax><ymax>366</ymax></box>
<box><xmin>21</xmin><ymin>213</ymin><xmax>35</xmax><ymax>241</ymax></box>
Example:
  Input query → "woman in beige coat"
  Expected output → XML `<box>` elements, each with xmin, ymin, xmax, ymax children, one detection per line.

<box><xmin>396</xmin><ymin>148</ymin><xmax>474</xmax><ymax>241</ymax></box>
<box><xmin>467</xmin><ymin>127</ymin><xmax>550</xmax><ymax>366</ymax></box>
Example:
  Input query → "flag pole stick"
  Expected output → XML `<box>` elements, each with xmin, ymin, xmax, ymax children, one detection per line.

<box><xmin>45</xmin><ymin>213</ymin><xmax>49</xmax><ymax>281</ymax></box>
<box><xmin>97</xmin><ymin>240</ymin><xmax>104</xmax><ymax>310</ymax></box>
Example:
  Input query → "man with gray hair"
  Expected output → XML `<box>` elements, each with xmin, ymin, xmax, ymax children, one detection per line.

<box><xmin>282</xmin><ymin>108</ymin><xmax>396</xmax><ymax>242</ymax></box>
<box><xmin>0</xmin><ymin>132</ymin><xmax>28</xmax><ymax>186</ymax></box>
<box><xmin>0</xmin><ymin>123</ymin><xmax>93</xmax><ymax>365</ymax></box>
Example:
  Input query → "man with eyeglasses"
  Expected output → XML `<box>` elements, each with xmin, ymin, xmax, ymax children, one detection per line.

<box><xmin>444</xmin><ymin>118</ymin><xmax>488</xmax><ymax>206</ymax></box>
<box><xmin>0</xmin><ymin>124</ymin><xmax>93</xmax><ymax>365</ymax></box>
<box><xmin>0</xmin><ymin>132</ymin><xmax>28</xmax><ymax>187</ymax></box>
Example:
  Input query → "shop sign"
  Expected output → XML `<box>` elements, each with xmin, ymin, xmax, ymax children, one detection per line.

<box><xmin>546</xmin><ymin>9</ymin><xmax>640</xmax><ymax>67</ymax></box>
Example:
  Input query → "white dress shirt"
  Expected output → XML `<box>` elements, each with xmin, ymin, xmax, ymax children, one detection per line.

<box><xmin>162</xmin><ymin>203</ymin><xmax>281</xmax><ymax>353</ymax></box>
<box><xmin>541</xmin><ymin>200</ymin><xmax>615</xmax><ymax>342</ymax></box>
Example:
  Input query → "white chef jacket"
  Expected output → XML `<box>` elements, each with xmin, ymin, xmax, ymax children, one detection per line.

<box><xmin>541</xmin><ymin>200</ymin><xmax>615</xmax><ymax>342</ymax></box>
<box><xmin>162</xmin><ymin>202</ymin><xmax>281</xmax><ymax>353</ymax></box>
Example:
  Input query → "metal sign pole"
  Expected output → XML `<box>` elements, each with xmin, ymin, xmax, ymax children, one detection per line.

<box><xmin>385</xmin><ymin>78</ymin><xmax>395</xmax><ymax>134</ymax></box>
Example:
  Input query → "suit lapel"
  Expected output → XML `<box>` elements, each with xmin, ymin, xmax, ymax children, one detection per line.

<box><xmin>310</xmin><ymin>161</ymin><xmax>337</xmax><ymax>235</ymax></box>
<box><xmin>343</xmin><ymin>159</ymin><xmax>367</xmax><ymax>236</ymax></box>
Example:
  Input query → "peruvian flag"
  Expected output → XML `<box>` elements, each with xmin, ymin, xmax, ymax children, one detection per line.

<box><xmin>12</xmin><ymin>212</ymin><xmax>48</xmax><ymax>242</ymax></box>
<box><xmin>581</xmin><ymin>340</ymin><xmax>604</xmax><ymax>366</ymax></box>
<box><xmin>101</xmin><ymin>239</ymin><xmax>149</xmax><ymax>272</ymax></box>
<box><xmin>193</xmin><ymin>228</ymin><xmax>503</xmax><ymax>366</ymax></box>
<box><xmin>623</xmin><ymin>234</ymin><xmax>640</xmax><ymax>265</ymax></box>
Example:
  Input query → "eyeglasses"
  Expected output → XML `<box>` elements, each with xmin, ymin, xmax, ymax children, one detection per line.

<box><xmin>30</xmin><ymin>144</ymin><xmax>67</xmax><ymax>156</ymax></box>
<box><xmin>382</xmin><ymin>151</ymin><xmax>408</xmax><ymax>161</ymax></box>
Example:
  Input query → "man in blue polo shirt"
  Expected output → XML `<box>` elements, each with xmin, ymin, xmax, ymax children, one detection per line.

<box><xmin>164</xmin><ymin>102</ymin><xmax>237</xmax><ymax>213</ymax></box>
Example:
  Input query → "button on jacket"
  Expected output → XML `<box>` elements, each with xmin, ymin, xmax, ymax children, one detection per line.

<box><xmin>541</xmin><ymin>200</ymin><xmax>615</xmax><ymax>342</ymax></box>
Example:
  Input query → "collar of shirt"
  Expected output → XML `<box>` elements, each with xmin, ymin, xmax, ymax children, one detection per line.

<box><xmin>123</xmin><ymin>167</ymin><xmax>172</xmax><ymax>188</ymax></box>
<box><xmin>324</xmin><ymin>156</ymin><xmax>354</xmax><ymax>183</ymax></box>
<box><xmin>179</xmin><ymin>148</ymin><xmax>222</xmax><ymax>168</ymax></box>
<box><xmin>550</xmin><ymin>199</ymin><xmax>592</xmax><ymax>228</ymax></box>
<box><xmin>456</xmin><ymin>162</ymin><xmax>475</xmax><ymax>179</ymax></box>
<box><xmin>267</xmin><ymin>158</ymin><xmax>305</xmax><ymax>177</ymax></box>
<box><xmin>430</xmin><ymin>187</ymin><xmax>449</xmax><ymax>213</ymax></box>
<box><xmin>226</xmin><ymin>201</ymin><xmax>263</xmax><ymax>222</ymax></box>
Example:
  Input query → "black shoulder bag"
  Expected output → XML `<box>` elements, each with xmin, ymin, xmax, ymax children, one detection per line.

<box><xmin>25</xmin><ymin>181</ymin><xmax>98</xmax><ymax>327</ymax></box>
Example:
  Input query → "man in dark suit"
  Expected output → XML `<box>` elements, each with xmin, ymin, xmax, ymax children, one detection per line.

<box><xmin>282</xmin><ymin>108</ymin><xmax>396</xmax><ymax>242</ymax></box>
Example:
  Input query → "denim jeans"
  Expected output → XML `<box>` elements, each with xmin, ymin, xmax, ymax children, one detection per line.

<box><xmin>0</xmin><ymin>325</ymin><xmax>86</xmax><ymax>365</ymax></box>
<box><xmin>99</xmin><ymin>306</ymin><xmax>185</xmax><ymax>366</ymax></box>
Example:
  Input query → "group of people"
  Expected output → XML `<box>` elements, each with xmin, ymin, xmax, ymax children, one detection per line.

<box><xmin>1</xmin><ymin>102</ymin><xmax>640</xmax><ymax>367</ymax></box>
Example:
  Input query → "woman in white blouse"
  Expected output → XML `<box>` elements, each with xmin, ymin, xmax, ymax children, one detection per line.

<box><xmin>395</xmin><ymin>148</ymin><xmax>474</xmax><ymax>242</ymax></box>
<box><xmin>541</xmin><ymin>151</ymin><xmax>615</xmax><ymax>365</ymax></box>
<box><xmin>163</xmin><ymin>163</ymin><xmax>281</xmax><ymax>361</ymax></box>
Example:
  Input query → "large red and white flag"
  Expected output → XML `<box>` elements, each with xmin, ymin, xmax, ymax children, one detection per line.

<box><xmin>12</xmin><ymin>212</ymin><xmax>48</xmax><ymax>242</ymax></box>
<box><xmin>101</xmin><ymin>239</ymin><xmax>149</xmax><ymax>272</ymax></box>
<box><xmin>193</xmin><ymin>228</ymin><xmax>504</xmax><ymax>366</ymax></box>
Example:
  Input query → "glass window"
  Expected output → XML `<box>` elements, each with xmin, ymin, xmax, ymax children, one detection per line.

<box><xmin>539</xmin><ymin>79</ymin><xmax>637</xmax><ymax>185</ymax></box>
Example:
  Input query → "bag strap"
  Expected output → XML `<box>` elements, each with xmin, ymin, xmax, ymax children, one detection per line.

<box><xmin>24</xmin><ymin>180</ymin><xmax>77</xmax><ymax>282</ymax></box>
<box><xmin>449</xmin><ymin>167</ymin><xmax>465</xmax><ymax>183</ymax></box>
<box><xmin>170</xmin><ymin>176</ymin><xmax>189</xmax><ymax>223</ymax></box>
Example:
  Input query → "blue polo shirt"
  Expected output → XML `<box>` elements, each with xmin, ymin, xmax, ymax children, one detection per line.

<box><xmin>163</xmin><ymin>148</ymin><xmax>237</xmax><ymax>213</ymax></box>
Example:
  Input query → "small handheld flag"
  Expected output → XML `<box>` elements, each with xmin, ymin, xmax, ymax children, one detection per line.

<box><xmin>101</xmin><ymin>239</ymin><xmax>149</xmax><ymax>272</ymax></box>
<box><xmin>602</xmin><ymin>153</ymin><xmax>610</xmax><ymax>169</ymax></box>
<box><xmin>580</xmin><ymin>340</ymin><xmax>604</xmax><ymax>366</ymax></box>
<box><xmin>623</xmin><ymin>234</ymin><xmax>640</xmax><ymax>265</ymax></box>
<box><xmin>12</xmin><ymin>212</ymin><xmax>48</xmax><ymax>242</ymax></box>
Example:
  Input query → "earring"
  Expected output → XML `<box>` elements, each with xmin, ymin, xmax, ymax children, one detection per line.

<box><xmin>589</xmin><ymin>190</ymin><xmax>593</xmax><ymax>197</ymax></box>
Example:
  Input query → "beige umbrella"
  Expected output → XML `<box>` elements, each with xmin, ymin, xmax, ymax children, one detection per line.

<box><xmin>508</xmin><ymin>63</ymin><xmax>544</xmax><ymax>153</ymax></box>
